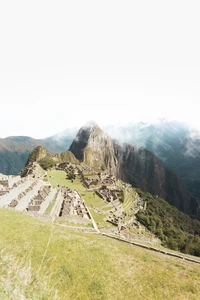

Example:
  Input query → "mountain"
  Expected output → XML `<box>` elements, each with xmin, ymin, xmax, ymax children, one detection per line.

<box><xmin>69</xmin><ymin>121</ymin><xmax>117</xmax><ymax>173</ymax></box>
<box><xmin>0</xmin><ymin>128</ymin><xmax>76</xmax><ymax>175</ymax></box>
<box><xmin>2</xmin><ymin>120</ymin><xmax>200</xmax><ymax>218</ymax></box>
<box><xmin>20</xmin><ymin>145</ymin><xmax>79</xmax><ymax>177</ymax></box>
<box><xmin>105</xmin><ymin>120</ymin><xmax>200</xmax><ymax>199</ymax></box>
<box><xmin>68</xmin><ymin>122</ymin><xmax>200</xmax><ymax>218</ymax></box>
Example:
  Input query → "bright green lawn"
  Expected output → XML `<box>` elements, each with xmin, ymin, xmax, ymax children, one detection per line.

<box><xmin>0</xmin><ymin>209</ymin><xmax>200</xmax><ymax>299</ymax></box>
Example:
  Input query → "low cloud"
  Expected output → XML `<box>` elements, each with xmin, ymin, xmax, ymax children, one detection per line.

<box><xmin>184</xmin><ymin>129</ymin><xmax>200</xmax><ymax>157</ymax></box>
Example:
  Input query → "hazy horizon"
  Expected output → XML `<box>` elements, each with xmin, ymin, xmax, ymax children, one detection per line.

<box><xmin>0</xmin><ymin>118</ymin><xmax>195</xmax><ymax>140</ymax></box>
<box><xmin>1</xmin><ymin>1</ymin><xmax>200</xmax><ymax>138</ymax></box>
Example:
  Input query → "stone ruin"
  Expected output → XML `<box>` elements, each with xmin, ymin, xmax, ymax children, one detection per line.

<box><xmin>80</xmin><ymin>169</ymin><xmax>117</xmax><ymax>190</ymax></box>
<box><xmin>59</xmin><ymin>187</ymin><xmax>91</xmax><ymax>220</ymax></box>
<box><xmin>0</xmin><ymin>172</ymin><xmax>92</xmax><ymax>227</ymax></box>
<box><xmin>0</xmin><ymin>175</ymin><xmax>21</xmax><ymax>196</ymax></box>
<box><xmin>27</xmin><ymin>185</ymin><xmax>52</xmax><ymax>212</ymax></box>
<box><xmin>96</xmin><ymin>186</ymin><xmax>123</xmax><ymax>203</ymax></box>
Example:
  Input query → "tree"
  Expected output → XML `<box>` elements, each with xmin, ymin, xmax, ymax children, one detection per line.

<box><xmin>66</xmin><ymin>168</ymin><xmax>76</xmax><ymax>181</ymax></box>
<box><xmin>38</xmin><ymin>157</ymin><xmax>55</xmax><ymax>170</ymax></box>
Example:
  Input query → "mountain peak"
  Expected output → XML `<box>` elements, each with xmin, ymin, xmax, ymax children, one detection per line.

<box><xmin>69</xmin><ymin>122</ymin><xmax>117</xmax><ymax>172</ymax></box>
<box><xmin>69</xmin><ymin>122</ymin><xmax>107</xmax><ymax>160</ymax></box>
<box><xmin>25</xmin><ymin>146</ymin><xmax>51</xmax><ymax>165</ymax></box>
<box><xmin>83</xmin><ymin>120</ymin><xmax>99</xmax><ymax>130</ymax></box>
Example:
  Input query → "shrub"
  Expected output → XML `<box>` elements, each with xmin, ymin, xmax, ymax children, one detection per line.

<box><xmin>38</xmin><ymin>157</ymin><xmax>56</xmax><ymax>170</ymax></box>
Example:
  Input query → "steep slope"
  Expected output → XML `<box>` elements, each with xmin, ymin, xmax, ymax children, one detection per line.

<box><xmin>69</xmin><ymin>121</ymin><xmax>118</xmax><ymax>173</ymax></box>
<box><xmin>54</xmin><ymin>150</ymin><xmax>79</xmax><ymax>164</ymax></box>
<box><xmin>20</xmin><ymin>146</ymin><xmax>53</xmax><ymax>177</ymax></box>
<box><xmin>113</xmin><ymin>141</ymin><xmax>199</xmax><ymax>216</ymax></box>
<box><xmin>25</xmin><ymin>145</ymin><xmax>52</xmax><ymax>165</ymax></box>
<box><xmin>136</xmin><ymin>189</ymin><xmax>200</xmax><ymax>255</ymax></box>
<box><xmin>105</xmin><ymin>120</ymin><xmax>200</xmax><ymax>199</ymax></box>
<box><xmin>69</xmin><ymin>122</ymin><xmax>200</xmax><ymax>218</ymax></box>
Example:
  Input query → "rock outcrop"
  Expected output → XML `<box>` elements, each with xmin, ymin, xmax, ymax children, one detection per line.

<box><xmin>54</xmin><ymin>150</ymin><xmax>79</xmax><ymax>165</ymax></box>
<box><xmin>69</xmin><ymin>121</ymin><xmax>118</xmax><ymax>173</ymax></box>
<box><xmin>69</xmin><ymin>122</ymin><xmax>200</xmax><ymax>218</ymax></box>
<box><xmin>25</xmin><ymin>146</ymin><xmax>51</xmax><ymax>165</ymax></box>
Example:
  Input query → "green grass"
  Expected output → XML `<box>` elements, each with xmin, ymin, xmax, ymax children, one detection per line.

<box><xmin>55</xmin><ymin>218</ymin><xmax>93</xmax><ymax>228</ymax></box>
<box><xmin>44</xmin><ymin>194</ymin><xmax>57</xmax><ymax>215</ymax></box>
<box><xmin>121</xmin><ymin>184</ymin><xmax>138</xmax><ymax>213</ymax></box>
<box><xmin>89</xmin><ymin>209</ymin><xmax>108</xmax><ymax>226</ymax></box>
<box><xmin>46</xmin><ymin>171</ymin><xmax>99</xmax><ymax>203</ymax></box>
<box><xmin>45</xmin><ymin>199</ymin><xmax>56</xmax><ymax>215</ymax></box>
<box><xmin>0</xmin><ymin>209</ymin><xmax>200</xmax><ymax>299</ymax></box>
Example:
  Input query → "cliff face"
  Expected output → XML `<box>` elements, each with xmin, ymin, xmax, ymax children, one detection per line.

<box><xmin>22</xmin><ymin>122</ymin><xmax>200</xmax><ymax>218</ymax></box>
<box><xmin>113</xmin><ymin>141</ymin><xmax>198</xmax><ymax>215</ymax></box>
<box><xmin>69</xmin><ymin>122</ymin><xmax>200</xmax><ymax>218</ymax></box>
<box><xmin>69</xmin><ymin>122</ymin><xmax>118</xmax><ymax>173</ymax></box>
<box><xmin>105</xmin><ymin>121</ymin><xmax>200</xmax><ymax>200</ymax></box>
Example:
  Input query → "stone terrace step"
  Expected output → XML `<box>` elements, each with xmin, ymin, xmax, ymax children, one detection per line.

<box><xmin>15</xmin><ymin>180</ymin><xmax>44</xmax><ymax>211</ymax></box>
<box><xmin>0</xmin><ymin>179</ymin><xmax>34</xmax><ymax>208</ymax></box>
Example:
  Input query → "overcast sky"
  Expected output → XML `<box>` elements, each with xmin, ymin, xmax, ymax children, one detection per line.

<box><xmin>0</xmin><ymin>1</ymin><xmax>200</xmax><ymax>138</ymax></box>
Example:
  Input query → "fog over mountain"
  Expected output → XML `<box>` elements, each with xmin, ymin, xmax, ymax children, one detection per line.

<box><xmin>104</xmin><ymin>120</ymin><xmax>200</xmax><ymax>199</ymax></box>
<box><xmin>1</xmin><ymin>119</ymin><xmax>200</xmax><ymax>202</ymax></box>
<box><xmin>21</xmin><ymin>121</ymin><xmax>200</xmax><ymax>219</ymax></box>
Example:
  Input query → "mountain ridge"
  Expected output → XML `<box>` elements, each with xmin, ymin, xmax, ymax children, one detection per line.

<box><xmin>25</xmin><ymin>121</ymin><xmax>200</xmax><ymax>219</ymax></box>
<box><xmin>1</xmin><ymin>120</ymin><xmax>200</xmax><ymax>218</ymax></box>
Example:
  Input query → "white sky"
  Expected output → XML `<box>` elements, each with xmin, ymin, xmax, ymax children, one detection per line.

<box><xmin>0</xmin><ymin>0</ymin><xmax>200</xmax><ymax>138</ymax></box>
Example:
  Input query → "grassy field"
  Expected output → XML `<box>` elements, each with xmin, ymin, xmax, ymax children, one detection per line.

<box><xmin>46</xmin><ymin>170</ymin><xmax>101</xmax><ymax>204</ymax></box>
<box><xmin>0</xmin><ymin>208</ymin><xmax>200</xmax><ymax>299</ymax></box>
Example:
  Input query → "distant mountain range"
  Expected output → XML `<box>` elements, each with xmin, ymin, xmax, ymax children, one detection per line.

<box><xmin>0</xmin><ymin>128</ymin><xmax>76</xmax><ymax>175</ymax></box>
<box><xmin>1</xmin><ymin>119</ymin><xmax>200</xmax><ymax>204</ymax></box>
<box><xmin>105</xmin><ymin>120</ymin><xmax>200</xmax><ymax>199</ymax></box>
<box><xmin>22</xmin><ymin>121</ymin><xmax>200</xmax><ymax>219</ymax></box>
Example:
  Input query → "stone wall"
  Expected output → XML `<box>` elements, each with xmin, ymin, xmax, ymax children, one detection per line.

<box><xmin>0</xmin><ymin>175</ymin><xmax>21</xmax><ymax>188</ymax></box>
<box><xmin>0</xmin><ymin>179</ymin><xmax>34</xmax><ymax>208</ymax></box>
<box><xmin>38</xmin><ymin>188</ymin><xmax>57</xmax><ymax>215</ymax></box>
<box><xmin>15</xmin><ymin>180</ymin><xmax>44</xmax><ymax>211</ymax></box>
<box><xmin>8</xmin><ymin>176</ymin><xmax>21</xmax><ymax>188</ymax></box>
<box><xmin>50</xmin><ymin>190</ymin><xmax>63</xmax><ymax>218</ymax></box>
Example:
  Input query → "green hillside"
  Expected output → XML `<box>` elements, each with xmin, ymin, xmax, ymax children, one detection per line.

<box><xmin>0</xmin><ymin>209</ymin><xmax>200</xmax><ymax>300</ymax></box>
<box><xmin>136</xmin><ymin>189</ymin><xmax>200</xmax><ymax>256</ymax></box>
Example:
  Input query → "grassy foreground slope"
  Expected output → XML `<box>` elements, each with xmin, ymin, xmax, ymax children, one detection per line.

<box><xmin>0</xmin><ymin>209</ymin><xmax>200</xmax><ymax>299</ymax></box>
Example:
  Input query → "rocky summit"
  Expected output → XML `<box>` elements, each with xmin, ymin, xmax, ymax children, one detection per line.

<box><xmin>68</xmin><ymin>122</ymin><xmax>200</xmax><ymax>218</ymax></box>
<box><xmin>69</xmin><ymin>121</ymin><xmax>118</xmax><ymax>174</ymax></box>
<box><xmin>21</xmin><ymin>122</ymin><xmax>200</xmax><ymax>219</ymax></box>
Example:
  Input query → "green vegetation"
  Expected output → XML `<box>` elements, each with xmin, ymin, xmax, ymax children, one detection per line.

<box><xmin>46</xmin><ymin>170</ymin><xmax>102</xmax><ymax>204</ymax></box>
<box><xmin>44</xmin><ymin>195</ymin><xmax>57</xmax><ymax>215</ymax></box>
<box><xmin>136</xmin><ymin>190</ymin><xmax>200</xmax><ymax>257</ymax></box>
<box><xmin>55</xmin><ymin>218</ymin><xmax>93</xmax><ymax>228</ymax></box>
<box><xmin>46</xmin><ymin>170</ymin><xmax>110</xmax><ymax>228</ymax></box>
<box><xmin>45</xmin><ymin>170</ymin><xmax>200</xmax><ymax>257</ymax></box>
<box><xmin>47</xmin><ymin>170</ymin><xmax>81</xmax><ymax>188</ymax></box>
<box><xmin>0</xmin><ymin>209</ymin><xmax>200</xmax><ymax>299</ymax></box>
<box><xmin>66</xmin><ymin>166</ymin><xmax>76</xmax><ymax>181</ymax></box>
<box><xmin>59</xmin><ymin>150</ymin><xmax>79</xmax><ymax>164</ymax></box>
<box><xmin>38</xmin><ymin>156</ymin><xmax>56</xmax><ymax>170</ymax></box>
